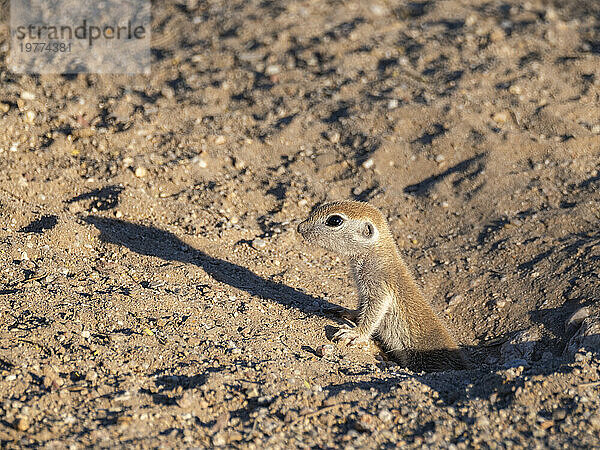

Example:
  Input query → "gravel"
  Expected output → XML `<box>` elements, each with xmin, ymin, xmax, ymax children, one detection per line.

<box><xmin>0</xmin><ymin>0</ymin><xmax>599</xmax><ymax>447</ymax></box>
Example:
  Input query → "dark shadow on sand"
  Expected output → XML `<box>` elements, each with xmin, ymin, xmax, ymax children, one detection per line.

<box><xmin>83</xmin><ymin>216</ymin><xmax>339</xmax><ymax>318</ymax></box>
<box><xmin>84</xmin><ymin>215</ymin><xmax>596</xmax><ymax>412</ymax></box>
<box><xmin>404</xmin><ymin>153</ymin><xmax>487</xmax><ymax>196</ymax></box>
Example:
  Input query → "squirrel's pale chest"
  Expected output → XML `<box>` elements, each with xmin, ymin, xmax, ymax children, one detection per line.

<box><xmin>351</xmin><ymin>258</ymin><xmax>389</xmax><ymax>305</ymax></box>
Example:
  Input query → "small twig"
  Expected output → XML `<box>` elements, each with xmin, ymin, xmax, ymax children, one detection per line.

<box><xmin>279</xmin><ymin>403</ymin><xmax>348</xmax><ymax>432</ymax></box>
<box><xmin>19</xmin><ymin>274</ymin><xmax>47</xmax><ymax>285</ymax></box>
<box><xmin>479</xmin><ymin>336</ymin><xmax>510</xmax><ymax>347</ymax></box>
<box><xmin>278</xmin><ymin>333</ymin><xmax>291</xmax><ymax>350</ymax></box>
<box><xmin>293</xmin><ymin>404</ymin><xmax>339</xmax><ymax>422</ymax></box>
<box><xmin>4</xmin><ymin>272</ymin><xmax>47</xmax><ymax>290</ymax></box>
<box><xmin>510</xmin><ymin>109</ymin><xmax>522</xmax><ymax>127</ymax></box>
<box><xmin>578</xmin><ymin>381</ymin><xmax>600</xmax><ymax>388</ymax></box>
<box><xmin>13</xmin><ymin>338</ymin><xmax>53</xmax><ymax>355</ymax></box>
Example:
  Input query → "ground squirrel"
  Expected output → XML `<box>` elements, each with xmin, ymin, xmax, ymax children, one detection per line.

<box><xmin>297</xmin><ymin>200</ymin><xmax>466</xmax><ymax>371</ymax></box>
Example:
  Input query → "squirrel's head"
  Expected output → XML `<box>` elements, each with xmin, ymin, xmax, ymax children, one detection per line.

<box><xmin>297</xmin><ymin>201</ymin><xmax>390</xmax><ymax>257</ymax></box>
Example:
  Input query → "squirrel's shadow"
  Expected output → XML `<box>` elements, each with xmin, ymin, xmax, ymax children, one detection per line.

<box><xmin>83</xmin><ymin>215</ymin><xmax>340</xmax><ymax>318</ymax></box>
<box><xmin>84</xmin><ymin>216</ymin><xmax>592</xmax><ymax>409</ymax></box>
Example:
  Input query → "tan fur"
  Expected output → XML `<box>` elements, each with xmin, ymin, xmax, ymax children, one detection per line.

<box><xmin>297</xmin><ymin>201</ymin><xmax>466</xmax><ymax>371</ymax></box>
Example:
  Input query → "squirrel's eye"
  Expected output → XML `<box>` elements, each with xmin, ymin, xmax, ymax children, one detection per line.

<box><xmin>325</xmin><ymin>215</ymin><xmax>344</xmax><ymax>227</ymax></box>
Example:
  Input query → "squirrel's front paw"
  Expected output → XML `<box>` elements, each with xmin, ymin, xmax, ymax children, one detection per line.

<box><xmin>323</xmin><ymin>306</ymin><xmax>358</xmax><ymax>323</ymax></box>
<box><xmin>333</xmin><ymin>325</ymin><xmax>369</xmax><ymax>347</ymax></box>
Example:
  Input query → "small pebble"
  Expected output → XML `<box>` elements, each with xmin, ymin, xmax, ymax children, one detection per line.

<box><xmin>508</xmin><ymin>85</ymin><xmax>522</xmax><ymax>95</ymax></box>
<box><xmin>25</xmin><ymin>111</ymin><xmax>36</xmax><ymax>123</ymax></box>
<box><xmin>42</xmin><ymin>367</ymin><xmax>62</xmax><ymax>389</ymax></box>
<box><xmin>265</xmin><ymin>65</ymin><xmax>280</xmax><ymax>75</ymax></box>
<box><xmin>449</xmin><ymin>294</ymin><xmax>463</xmax><ymax>306</ymax></box>
<box><xmin>115</xmin><ymin>210</ymin><xmax>123</xmax><ymax>218</ymax></box>
<box><xmin>492</xmin><ymin>112</ymin><xmax>509</xmax><ymax>124</ymax></box>
<box><xmin>552</xmin><ymin>409</ymin><xmax>567</xmax><ymax>421</ymax></box>
<box><xmin>370</xmin><ymin>4</ymin><xmax>386</xmax><ymax>16</ymax></box>
<box><xmin>566</xmin><ymin>307</ymin><xmax>590</xmax><ymax>333</ymax></box>
<box><xmin>590</xmin><ymin>414</ymin><xmax>600</xmax><ymax>430</ymax></box>
<box><xmin>198</xmin><ymin>158</ymin><xmax>208</xmax><ymax>168</ymax></box>
<box><xmin>476</xmin><ymin>416</ymin><xmax>490</xmax><ymax>427</ymax></box>
<box><xmin>215</xmin><ymin>135</ymin><xmax>226</xmax><ymax>145</ymax></box>
<box><xmin>14</xmin><ymin>417</ymin><xmax>29</xmax><ymax>431</ymax></box>
<box><xmin>378</xmin><ymin>408</ymin><xmax>393</xmax><ymax>422</ymax></box>
<box><xmin>362</xmin><ymin>158</ymin><xmax>374</xmax><ymax>169</ymax></box>
<box><xmin>135</xmin><ymin>167</ymin><xmax>147</xmax><ymax>178</ymax></box>
<box><xmin>252</xmin><ymin>238</ymin><xmax>266</xmax><ymax>249</ymax></box>
<box><xmin>246</xmin><ymin>387</ymin><xmax>259</xmax><ymax>398</ymax></box>
<box><xmin>465</xmin><ymin>14</ymin><xmax>477</xmax><ymax>26</ymax></box>
<box><xmin>213</xmin><ymin>432</ymin><xmax>227</xmax><ymax>446</ymax></box>
<box><xmin>355</xmin><ymin>413</ymin><xmax>375</xmax><ymax>432</ymax></box>
<box><xmin>316</xmin><ymin>344</ymin><xmax>334</xmax><ymax>357</ymax></box>
<box><xmin>0</xmin><ymin>102</ymin><xmax>10</xmax><ymax>113</ymax></box>
<box><xmin>305</xmin><ymin>56</ymin><xmax>318</xmax><ymax>66</ymax></box>
<box><xmin>161</xmin><ymin>86</ymin><xmax>175</xmax><ymax>99</ymax></box>
<box><xmin>489</xmin><ymin>28</ymin><xmax>505</xmax><ymax>42</ymax></box>
<box><xmin>387</xmin><ymin>99</ymin><xmax>398</xmax><ymax>110</ymax></box>
<box><xmin>326</xmin><ymin>131</ymin><xmax>340</xmax><ymax>144</ymax></box>
<box><xmin>21</xmin><ymin>91</ymin><xmax>36</xmax><ymax>100</ymax></box>
<box><xmin>435</xmin><ymin>154</ymin><xmax>445</xmax><ymax>163</ymax></box>
<box><xmin>257</xmin><ymin>395</ymin><xmax>273</xmax><ymax>405</ymax></box>
<box><xmin>545</xmin><ymin>8</ymin><xmax>558</xmax><ymax>21</ymax></box>
<box><xmin>298</xmin><ymin>199</ymin><xmax>308</xmax><ymax>207</ymax></box>
<box><xmin>591</xmin><ymin>125</ymin><xmax>600</xmax><ymax>134</ymax></box>
<box><xmin>85</xmin><ymin>370</ymin><xmax>98</xmax><ymax>382</ymax></box>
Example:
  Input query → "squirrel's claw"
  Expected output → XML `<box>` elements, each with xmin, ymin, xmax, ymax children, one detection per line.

<box><xmin>323</xmin><ymin>305</ymin><xmax>359</xmax><ymax>323</ymax></box>
<box><xmin>333</xmin><ymin>325</ymin><xmax>369</xmax><ymax>347</ymax></box>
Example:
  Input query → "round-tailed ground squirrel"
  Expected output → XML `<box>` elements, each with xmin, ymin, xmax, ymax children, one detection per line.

<box><xmin>297</xmin><ymin>200</ymin><xmax>466</xmax><ymax>371</ymax></box>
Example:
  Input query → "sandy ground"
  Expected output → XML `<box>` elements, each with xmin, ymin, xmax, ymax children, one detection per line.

<box><xmin>1</xmin><ymin>0</ymin><xmax>600</xmax><ymax>447</ymax></box>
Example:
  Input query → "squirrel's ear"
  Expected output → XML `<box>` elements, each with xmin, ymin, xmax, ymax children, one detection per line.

<box><xmin>362</xmin><ymin>221</ymin><xmax>374</xmax><ymax>238</ymax></box>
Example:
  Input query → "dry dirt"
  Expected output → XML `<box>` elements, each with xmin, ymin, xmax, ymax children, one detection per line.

<box><xmin>1</xmin><ymin>0</ymin><xmax>600</xmax><ymax>448</ymax></box>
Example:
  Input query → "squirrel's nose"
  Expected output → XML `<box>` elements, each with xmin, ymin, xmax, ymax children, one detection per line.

<box><xmin>297</xmin><ymin>221</ymin><xmax>308</xmax><ymax>234</ymax></box>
